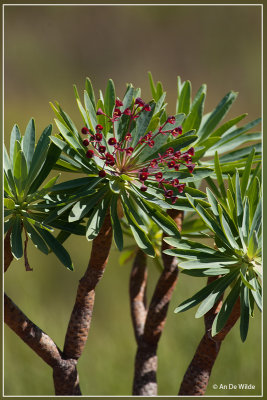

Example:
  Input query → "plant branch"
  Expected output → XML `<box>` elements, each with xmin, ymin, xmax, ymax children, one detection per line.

<box><xmin>178</xmin><ymin>276</ymin><xmax>241</xmax><ymax>395</ymax></box>
<box><xmin>132</xmin><ymin>209</ymin><xmax>183</xmax><ymax>396</ymax></box>
<box><xmin>129</xmin><ymin>249</ymin><xmax>148</xmax><ymax>342</ymax></box>
<box><xmin>4</xmin><ymin>293</ymin><xmax>81</xmax><ymax>395</ymax></box>
<box><xmin>63</xmin><ymin>212</ymin><xmax>113</xmax><ymax>359</ymax></box>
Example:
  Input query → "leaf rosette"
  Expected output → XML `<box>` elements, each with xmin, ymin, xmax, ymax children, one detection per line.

<box><xmin>4</xmin><ymin>120</ymin><xmax>84</xmax><ymax>271</ymax></box>
<box><xmin>164</xmin><ymin>150</ymin><xmax>262</xmax><ymax>341</ymax></box>
<box><xmin>49</xmin><ymin>78</ymin><xmax>211</xmax><ymax>256</ymax></box>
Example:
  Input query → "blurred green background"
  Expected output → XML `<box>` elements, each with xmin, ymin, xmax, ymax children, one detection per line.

<box><xmin>4</xmin><ymin>4</ymin><xmax>262</xmax><ymax>396</ymax></box>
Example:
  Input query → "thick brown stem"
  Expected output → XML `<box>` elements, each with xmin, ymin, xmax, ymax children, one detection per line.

<box><xmin>132</xmin><ymin>209</ymin><xmax>183</xmax><ymax>395</ymax></box>
<box><xmin>4</xmin><ymin>230</ymin><xmax>13</xmax><ymax>272</ymax></box>
<box><xmin>179</xmin><ymin>277</ymin><xmax>241</xmax><ymax>395</ymax></box>
<box><xmin>4</xmin><ymin>293</ymin><xmax>82</xmax><ymax>395</ymax></box>
<box><xmin>130</xmin><ymin>249</ymin><xmax>148</xmax><ymax>342</ymax></box>
<box><xmin>63</xmin><ymin>213</ymin><xmax>112</xmax><ymax>359</ymax></box>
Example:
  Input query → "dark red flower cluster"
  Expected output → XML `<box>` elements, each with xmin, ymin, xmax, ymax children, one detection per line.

<box><xmin>80</xmin><ymin>96</ymin><xmax>195</xmax><ymax>204</ymax></box>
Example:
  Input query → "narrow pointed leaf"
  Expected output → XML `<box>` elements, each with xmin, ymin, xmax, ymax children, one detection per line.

<box><xmin>22</xmin><ymin>118</ymin><xmax>35</xmax><ymax>169</ymax></box>
<box><xmin>110</xmin><ymin>195</ymin><xmax>123</xmax><ymax>251</ymax></box>
<box><xmin>240</xmin><ymin>285</ymin><xmax>250</xmax><ymax>342</ymax></box>
<box><xmin>10</xmin><ymin>124</ymin><xmax>21</xmax><ymax>163</ymax></box>
<box><xmin>11</xmin><ymin>215</ymin><xmax>23</xmax><ymax>259</ymax></box>
<box><xmin>23</xmin><ymin>218</ymin><xmax>49</xmax><ymax>254</ymax></box>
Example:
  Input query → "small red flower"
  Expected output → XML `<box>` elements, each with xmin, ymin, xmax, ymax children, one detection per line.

<box><xmin>99</xmin><ymin>145</ymin><xmax>106</xmax><ymax>153</ymax></box>
<box><xmin>172</xmin><ymin>178</ymin><xmax>180</xmax><ymax>187</ymax></box>
<box><xmin>165</xmin><ymin>147</ymin><xmax>174</xmax><ymax>155</ymax></box>
<box><xmin>165</xmin><ymin>190</ymin><xmax>174</xmax><ymax>198</ymax></box>
<box><xmin>143</xmin><ymin>104</ymin><xmax>151</xmax><ymax>111</ymax></box>
<box><xmin>155</xmin><ymin>172</ymin><xmax>163</xmax><ymax>181</ymax></box>
<box><xmin>113</xmin><ymin>108</ymin><xmax>121</xmax><ymax>117</ymax></box>
<box><xmin>148</xmin><ymin>140</ymin><xmax>155</xmax><ymax>148</ymax></box>
<box><xmin>140</xmin><ymin>184</ymin><xmax>148</xmax><ymax>192</ymax></box>
<box><xmin>171</xmin><ymin>196</ymin><xmax>177</xmax><ymax>204</ymax></box>
<box><xmin>174</xmin><ymin>164</ymin><xmax>180</xmax><ymax>171</ymax></box>
<box><xmin>105</xmin><ymin>153</ymin><xmax>115</xmax><ymax>166</ymax></box>
<box><xmin>187</xmin><ymin>163</ymin><xmax>196</xmax><ymax>173</ymax></box>
<box><xmin>150</xmin><ymin>159</ymin><xmax>158</xmax><ymax>168</ymax></box>
<box><xmin>172</xmin><ymin>126</ymin><xmax>182</xmax><ymax>137</ymax></box>
<box><xmin>96</xmin><ymin>108</ymin><xmax>104</xmax><ymax>115</ymax></box>
<box><xmin>99</xmin><ymin>170</ymin><xmax>106</xmax><ymax>177</ymax></box>
<box><xmin>167</xmin><ymin>116</ymin><xmax>176</xmax><ymax>124</ymax></box>
<box><xmin>125</xmin><ymin>132</ymin><xmax>132</xmax><ymax>141</ymax></box>
<box><xmin>174</xmin><ymin>151</ymin><xmax>181</xmax><ymax>158</ymax></box>
<box><xmin>167</xmin><ymin>160</ymin><xmax>176</xmax><ymax>169</ymax></box>
<box><xmin>139</xmin><ymin>171</ymin><xmax>149</xmax><ymax>181</ymax></box>
<box><xmin>115</xmin><ymin>99</ymin><xmax>123</xmax><ymax>107</ymax></box>
<box><xmin>188</xmin><ymin>147</ymin><xmax>195</xmax><ymax>156</ymax></box>
<box><xmin>108</xmin><ymin>137</ymin><xmax>117</xmax><ymax>146</ymax></box>
<box><xmin>123</xmin><ymin>108</ymin><xmax>132</xmax><ymax>116</ymax></box>
<box><xmin>178</xmin><ymin>184</ymin><xmax>185</xmax><ymax>193</ymax></box>
<box><xmin>125</xmin><ymin>147</ymin><xmax>134</xmax><ymax>154</ymax></box>
<box><xmin>86</xmin><ymin>150</ymin><xmax>94</xmax><ymax>158</ymax></box>
<box><xmin>96</xmin><ymin>124</ymin><xmax>104</xmax><ymax>131</ymax></box>
<box><xmin>83</xmin><ymin>139</ymin><xmax>90</xmax><ymax>146</ymax></box>
<box><xmin>135</xmin><ymin>97</ymin><xmax>145</xmax><ymax>106</ymax></box>
<box><xmin>95</xmin><ymin>133</ymin><xmax>103</xmax><ymax>141</ymax></box>
<box><xmin>81</xmin><ymin>127</ymin><xmax>90</xmax><ymax>135</ymax></box>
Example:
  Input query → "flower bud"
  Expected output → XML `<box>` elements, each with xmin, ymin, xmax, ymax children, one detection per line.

<box><xmin>86</xmin><ymin>150</ymin><xmax>94</xmax><ymax>158</ymax></box>
<box><xmin>140</xmin><ymin>184</ymin><xmax>148</xmax><ymax>192</ymax></box>
<box><xmin>95</xmin><ymin>133</ymin><xmax>103</xmax><ymax>141</ymax></box>
<box><xmin>135</xmin><ymin>97</ymin><xmax>145</xmax><ymax>106</ymax></box>
<box><xmin>83</xmin><ymin>139</ymin><xmax>90</xmax><ymax>146</ymax></box>
<box><xmin>99</xmin><ymin>145</ymin><xmax>106</xmax><ymax>153</ymax></box>
<box><xmin>167</xmin><ymin>116</ymin><xmax>176</xmax><ymax>124</ymax></box>
<box><xmin>115</xmin><ymin>99</ymin><xmax>123</xmax><ymax>107</ymax></box>
<box><xmin>143</xmin><ymin>103</ymin><xmax>151</xmax><ymax>111</ymax></box>
<box><xmin>81</xmin><ymin>127</ymin><xmax>90</xmax><ymax>135</ymax></box>
<box><xmin>99</xmin><ymin>170</ymin><xmax>106</xmax><ymax>177</ymax></box>
<box><xmin>125</xmin><ymin>147</ymin><xmax>134</xmax><ymax>154</ymax></box>
<box><xmin>108</xmin><ymin>137</ymin><xmax>117</xmax><ymax>146</ymax></box>
<box><xmin>139</xmin><ymin>171</ymin><xmax>149</xmax><ymax>181</ymax></box>
<box><xmin>188</xmin><ymin>147</ymin><xmax>195</xmax><ymax>156</ymax></box>
<box><xmin>96</xmin><ymin>108</ymin><xmax>104</xmax><ymax>115</ymax></box>
<box><xmin>155</xmin><ymin>172</ymin><xmax>163</xmax><ymax>181</ymax></box>
<box><xmin>96</xmin><ymin>124</ymin><xmax>104</xmax><ymax>131</ymax></box>
<box><xmin>165</xmin><ymin>190</ymin><xmax>174</xmax><ymax>198</ymax></box>
<box><xmin>123</xmin><ymin>108</ymin><xmax>132</xmax><ymax>116</ymax></box>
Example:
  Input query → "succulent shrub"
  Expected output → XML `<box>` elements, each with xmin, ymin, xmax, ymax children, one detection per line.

<box><xmin>164</xmin><ymin>149</ymin><xmax>262</xmax><ymax>341</ymax></box>
<box><xmin>4</xmin><ymin>119</ymin><xmax>85</xmax><ymax>270</ymax></box>
<box><xmin>47</xmin><ymin>78</ymin><xmax>215</xmax><ymax>255</ymax></box>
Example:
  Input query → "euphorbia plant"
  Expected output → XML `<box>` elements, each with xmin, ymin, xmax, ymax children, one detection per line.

<box><xmin>164</xmin><ymin>149</ymin><xmax>262</xmax><ymax>395</ymax></box>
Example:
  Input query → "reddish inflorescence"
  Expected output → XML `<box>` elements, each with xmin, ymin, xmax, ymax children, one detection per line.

<box><xmin>80</xmin><ymin>97</ymin><xmax>195</xmax><ymax>204</ymax></box>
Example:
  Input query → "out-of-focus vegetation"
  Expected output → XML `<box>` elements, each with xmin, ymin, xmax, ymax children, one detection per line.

<box><xmin>4</xmin><ymin>5</ymin><xmax>261</xmax><ymax>396</ymax></box>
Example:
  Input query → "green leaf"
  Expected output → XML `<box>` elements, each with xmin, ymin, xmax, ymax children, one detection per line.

<box><xmin>23</xmin><ymin>218</ymin><xmax>49</xmax><ymax>255</ymax></box>
<box><xmin>136</xmin><ymin>198</ymin><xmax>181</xmax><ymax>237</ymax></box>
<box><xmin>110</xmin><ymin>195</ymin><xmax>123</xmax><ymax>251</ymax></box>
<box><xmin>13</xmin><ymin>150</ymin><xmax>28</xmax><ymax>195</ymax></box>
<box><xmin>122</xmin><ymin>202</ymin><xmax>155</xmax><ymax>257</ymax></box>
<box><xmin>248</xmin><ymin>198</ymin><xmax>262</xmax><ymax>241</ymax></box>
<box><xmin>11</xmin><ymin>215</ymin><xmax>23</xmax><ymax>259</ymax></box>
<box><xmin>22</xmin><ymin>118</ymin><xmax>35</xmax><ymax>169</ymax></box>
<box><xmin>25</xmin><ymin>125</ymin><xmax>52</xmax><ymax>193</ymax></box>
<box><xmin>214</xmin><ymin>151</ymin><xmax>227</xmax><ymax>198</ymax></box>
<box><xmin>36</xmin><ymin>227</ymin><xmax>73</xmax><ymax>270</ymax></box>
<box><xmin>84</xmin><ymin>90</ymin><xmax>98</xmax><ymax>132</ymax></box>
<box><xmin>10</xmin><ymin>124</ymin><xmax>21</xmax><ymax>163</ymax></box>
<box><xmin>235</xmin><ymin>171</ymin><xmax>243</xmax><ymax>227</ymax></box>
<box><xmin>195</xmin><ymin>270</ymin><xmax>239</xmax><ymax>318</ymax></box>
<box><xmin>28</xmin><ymin>142</ymin><xmax>61</xmax><ymax>194</ymax></box>
<box><xmin>240</xmin><ymin>285</ymin><xmax>250</xmax><ymax>342</ymax></box>
<box><xmin>197</xmin><ymin>91</ymin><xmax>238</xmax><ymax>141</ymax></box>
<box><xmin>85</xmin><ymin>77</ymin><xmax>96</xmax><ymax>110</ymax></box>
<box><xmin>4</xmin><ymin>145</ymin><xmax>18</xmax><ymax>198</ymax></box>
<box><xmin>191</xmin><ymin>83</ymin><xmax>207</xmax><ymax>108</ymax></box>
<box><xmin>241</xmin><ymin>197</ymin><xmax>249</xmax><ymax>245</ymax></box>
<box><xmin>175</xmin><ymin>272</ymin><xmax>237</xmax><ymax>313</ymax></box>
<box><xmin>178</xmin><ymin>80</ymin><xmax>191</xmax><ymax>115</ymax></box>
<box><xmin>247</xmin><ymin>270</ymin><xmax>262</xmax><ymax>311</ymax></box>
<box><xmin>183</xmin><ymin>92</ymin><xmax>205</xmax><ymax>133</ymax></box>
<box><xmin>247</xmin><ymin>230</ymin><xmax>258</xmax><ymax>258</ymax></box>
<box><xmin>86</xmin><ymin>195</ymin><xmax>111</xmax><ymax>241</ymax></box>
<box><xmin>54</xmin><ymin>119</ymin><xmax>84</xmax><ymax>154</ymax></box>
<box><xmin>104</xmin><ymin>79</ymin><xmax>116</xmax><ymax>117</ymax></box>
<box><xmin>212</xmin><ymin>118</ymin><xmax>261</xmax><ymax>148</ymax></box>
<box><xmin>164</xmin><ymin>237</ymin><xmax>217</xmax><ymax>254</ymax></box>
<box><xmin>209</xmin><ymin>132</ymin><xmax>261</xmax><ymax>156</ymax></box>
<box><xmin>218</xmin><ymin>205</ymin><xmax>240</xmax><ymax>250</ymax></box>
<box><xmin>212</xmin><ymin>277</ymin><xmax>241</xmax><ymax>337</ymax></box>
<box><xmin>240</xmin><ymin>147</ymin><xmax>255</xmax><ymax>197</ymax></box>
<box><xmin>109</xmin><ymin>179</ymin><xmax>123</xmax><ymax>194</ymax></box>
<box><xmin>4</xmin><ymin>198</ymin><xmax>15</xmax><ymax>210</ymax></box>
<box><xmin>148</xmin><ymin>71</ymin><xmax>157</xmax><ymax>99</ymax></box>
<box><xmin>209</xmin><ymin>113</ymin><xmax>247</xmax><ymax>138</ymax></box>
<box><xmin>239</xmin><ymin>265</ymin><xmax>255</xmax><ymax>291</ymax></box>
<box><xmin>248</xmin><ymin>177</ymin><xmax>260</xmax><ymax>226</ymax></box>
<box><xmin>69</xmin><ymin>185</ymin><xmax>108</xmax><ymax>223</ymax></box>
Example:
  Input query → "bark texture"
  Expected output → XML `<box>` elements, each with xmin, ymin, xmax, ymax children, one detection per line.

<box><xmin>4</xmin><ymin>212</ymin><xmax>112</xmax><ymax>395</ymax></box>
<box><xmin>4</xmin><ymin>293</ymin><xmax>81</xmax><ymax>395</ymax></box>
<box><xmin>131</xmin><ymin>210</ymin><xmax>183</xmax><ymax>396</ymax></box>
<box><xmin>178</xmin><ymin>276</ymin><xmax>241</xmax><ymax>396</ymax></box>
<box><xmin>63</xmin><ymin>213</ymin><xmax>113</xmax><ymax>359</ymax></box>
